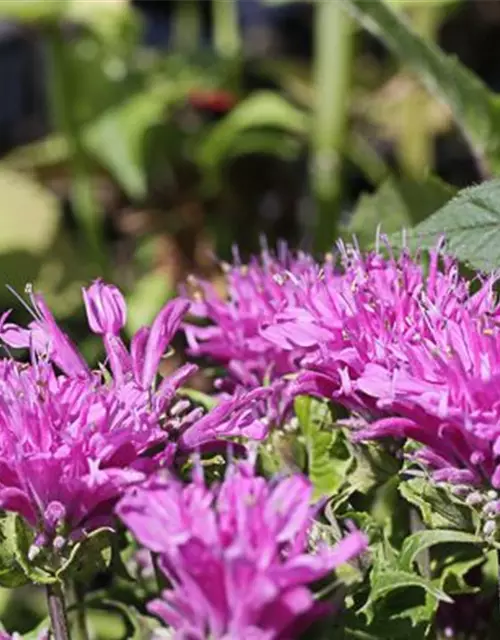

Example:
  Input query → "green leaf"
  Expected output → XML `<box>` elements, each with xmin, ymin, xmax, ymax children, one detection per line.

<box><xmin>398</xmin><ymin>179</ymin><xmax>500</xmax><ymax>272</ymax></box>
<box><xmin>177</xmin><ymin>388</ymin><xmax>218</xmax><ymax>410</ymax></box>
<box><xmin>344</xmin><ymin>175</ymin><xmax>456</xmax><ymax>248</ymax></box>
<box><xmin>85</xmin><ymin>84</ymin><xmax>187</xmax><ymax>200</ymax></box>
<box><xmin>0</xmin><ymin>169</ymin><xmax>60</xmax><ymax>255</ymax></box>
<box><xmin>436</xmin><ymin>547</ymin><xmax>485</xmax><ymax>595</ymax></box>
<box><xmin>294</xmin><ymin>396</ymin><xmax>353</xmax><ymax>499</ymax></box>
<box><xmin>197</xmin><ymin>91</ymin><xmax>308</xmax><ymax>174</ymax></box>
<box><xmin>348</xmin><ymin>442</ymin><xmax>400</xmax><ymax>495</ymax></box>
<box><xmin>371</xmin><ymin>569</ymin><xmax>452</xmax><ymax>603</ymax></box>
<box><xmin>0</xmin><ymin>0</ymin><xmax>63</xmax><ymax>22</ymax></box>
<box><xmin>344</xmin><ymin>0</ymin><xmax>500</xmax><ymax>171</ymax></box>
<box><xmin>399</xmin><ymin>529</ymin><xmax>482</xmax><ymax>572</ymax></box>
<box><xmin>56</xmin><ymin>527</ymin><xmax>113</xmax><ymax>582</ymax></box>
<box><xmin>13</xmin><ymin>516</ymin><xmax>57</xmax><ymax>585</ymax></box>
<box><xmin>125</xmin><ymin>271</ymin><xmax>174</xmax><ymax>336</ymax></box>
<box><xmin>399</xmin><ymin>478</ymin><xmax>476</xmax><ymax>531</ymax></box>
<box><xmin>0</xmin><ymin>513</ymin><xmax>29</xmax><ymax>588</ymax></box>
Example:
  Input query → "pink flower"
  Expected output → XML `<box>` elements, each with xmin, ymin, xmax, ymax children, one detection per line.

<box><xmin>0</xmin><ymin>284</ymin><xmax>272</xmax><ymax>547</ymax></box>
<box><xmin>82</xmin><ymin>279</ymin><xmax>127</xmax><ymax>335</ymax></box>
<box><xmin>117</xmin><ymin>463</ymin><xmax>367</xmax><ymax>639</ymax></box>
<box><xmin>183</xmin><ymin>245</ymin><xmax>328</xmax><ymax>388</ymax></box>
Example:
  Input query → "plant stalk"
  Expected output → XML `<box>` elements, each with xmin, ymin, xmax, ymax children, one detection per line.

<box><xmin>397</xmin><ymin>5</ymin><xmax>441</xmax><ymax>180</ymax></box>
<box><xmin>47</xmin><ymin>583</ymin><xmax>71</xmax><ymax>640</ymax></box>
<box><xmin>311</xmin><ymin>0</ymin><xmax>354</xmax><ymax>252</ymax></box>
<box><xmin>45</xmin><ymin>26</ymin><xmax>105</xmax><ymax>271</ymax></box>
<box><xmin>173</xmin><ymin>0</ymin><xmax>201</xmax><ymax>53</ymax></box>
<box><xmin>212</xmin><ymin>0</ymin><xmax>241</xmax><ymax>60</ymax></box>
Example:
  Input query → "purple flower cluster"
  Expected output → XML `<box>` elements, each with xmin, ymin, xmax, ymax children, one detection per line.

<box><xmin>184</xmin><ymin>240</ymin><xmax>500</xmax><ymax>491</ymax></box>
<box><xmin>184</xmin><ymin>244</ymin><xmax>329</xmax><ymax>389</ymax></box>
<box><xmin>0</xmin><ymin>282</ymin><xmax>268</xmax><ymax>546</ymax></box>
<box><xmin>118</xmin><ymin>462</ymin><xmax>367</xmax><ymax>639</ymax></box>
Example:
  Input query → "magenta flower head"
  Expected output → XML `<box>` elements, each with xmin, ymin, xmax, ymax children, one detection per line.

<box><xmin>82</xmin><ymin>279</ymin><xmax>127</xmax><ymax>335</ymax></box>
<box><xmin>182</xmin><ymin>243</ymin><xmax>329</xmax><ymax>388</ymax></box>
<box><xmin>0</xmin><ymin>283</ymin><xmax>274</xmax><ymax>554</ymax></box>
<box><xmin>117</xmin><ymin>463</ymin><xmax>367</xmax><ymax>639</ymax></box>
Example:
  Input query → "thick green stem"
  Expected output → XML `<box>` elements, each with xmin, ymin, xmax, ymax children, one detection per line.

<box><xmin>311</xmin><ymin>0</ymin><xmax>354</xmax><ymax>252</ymax></box>
<box><xmin>397</xmin><ymin>5</ymin><xmax>441</xmax><ymax>180</ymax></box>
<box><xmin>45</xmin><ymin>27</ymin><xmax>105</xmax><ymax>271</ymax></box>
<box><xmin>212</xmin><ymin>0</ymin><xmax>241</xmax><ymax>60</ymax></box>
<box><xmin>47</xmin><ymin>583</ymin><xmax>70</xmax><ymax>640</ymax></box>
<box><xmin>173</xmin><ymin>0</ymin><xmax>201</xmax><ymax>53</ymax></box>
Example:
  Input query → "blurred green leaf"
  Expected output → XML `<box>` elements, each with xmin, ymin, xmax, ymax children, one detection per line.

<box><xmin>0</xmin><ymin>169</ymin><xmax>60</xmax><ymax>255</ymax></box>
<box><xmin>345</xmin><ymin>175</ymin><xmax>456</xmax><ymax>247</ymax></box>
<box><xmin>86</xmin><ymin>83</ymin><xmax>192</xmax><ymax>199</ymax></box>
<box><xmin>198</xmin><ymin>91</ymin><xmax>308</xmax><ymax>175</ymax></box>
<box><xmin>398</xmin><ymin>179</ymin><xmax>500</xmax><ymax>272</ymax></box>
<box><xmin>177</xmin><ymin>388</ymin><xmax>218</xmax><ymax>410</ymax></box>
<box><xmin>126</xmin><ymin>271</ymin><xmax>173</xmax><ymax>336</ymax></box>
<box><xmin>0</xmin><ymin>0</ymin><xmax>63</xmax><ymax>22</ymax></box>
<box><xmin>344</xmin><ymin>0</ymin><xmax>500</xmax><ymax>172</ymax></box>
<box><xmin>385</xmin><ymin>0</ymin><xmax>459</xmax><ymax>6</ymax></box>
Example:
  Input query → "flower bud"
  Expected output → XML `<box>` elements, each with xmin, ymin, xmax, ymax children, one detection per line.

<box><xmin>82</xmin><ymin>280</ymin><xmax>126</xmax><ymax>335</ymax></box>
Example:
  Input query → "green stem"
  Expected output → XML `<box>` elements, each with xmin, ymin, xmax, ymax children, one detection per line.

<box><xmin>152</xmin><ymin>551</ymin><xmax>167</xmax><ymax>593</ymax></box>
<box><xmin>311</xmin><ymin>0</ymin><xmax>354</xmax><ymax>252</ymax></box>
<box><xmin>72</xmin><ymin>582</ymin><xmax>89</xmax><ymax>640</ymax></box>
<box><xmin>47</xmin><ymin>583</ymin><xmax>70</xmax><ymax>640</ymax></box>
<box><xmin>45</xmin><ymin>27</ymin><xmax>105</xmax><ymax>271</ymax></box>
<box><xmin>397</xmin><ymin>5</ymin><xmax>441</xmax><ymax>180</ymax></box>
<box><xmin>173</xmin><ymin>0</ymin><xmax>201</xmax><ymax>54</ymax></box>
<box><xmin>212</xmin><ymin>0</ymin><xmax>241</xmax><ymax>60</ymax></box>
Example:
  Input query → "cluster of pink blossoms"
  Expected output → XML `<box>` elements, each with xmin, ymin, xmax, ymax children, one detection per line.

<box><xmin>118</xmin><ymin>462</ymin><xmax>367</xmax><ymax>639</ymax></box>
<box><xmin>0</xmin><ymin>282</ymin><xmax>268</xmax><ymax>546</ymax></box>
<box><xmin>184</xmin><ymin>240</ymin><xmax>500</xmax><ymax>491</ymax></box>
<box><xmin>0</xmin><ymin>279</ymin><xmax>367</xmax><ymax>639</ymax></box>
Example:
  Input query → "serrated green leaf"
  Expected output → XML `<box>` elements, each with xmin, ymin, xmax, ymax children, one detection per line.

<box><xmin>0</xmin><ymin>512</ymin><xmax>29</xmax><ymax>588</ymax></box>
<box><xmin>294</xmin><ymin>396</ymin><xmax>352</xmax><ymax>499</ymax></box>
<box><xmin>345</xmin><ymin>175</ymin><xmax>456</xmax><ymax>248</ymax></box>
<box><xmin>399</xmin><ymin>529</ymin><xmax>482</xmax><ymax>573</ymax></box>
<box><xmin>348</xmin><ymin>442</ymin><xmax>400</xmax><ymax>495</ymax></box>
<box><xmin>344</xmin><ymin>0</ymin><xmax>500</xmax><ymax>171</ymax></box>
<box><xmin>399</xmin><ymin>478</ymin><xmax>476</xmax><ymax>531</ymax></box>
<box><xmin>371</xmin><ymin>569</ymin><xmax>452</xmax><ymax>603</ymax></box>
<box><xmin>56</xmin><ymin>527</ymin><xmax>113</xmax><ymax>582</ymax></box>
<box><xmin>437</xmin><ymin>548</ymin><xmax>485</xmax><ymax>595</ymax></box>
<box><xmin>13</xmin><ymin>516</ymin><xmax>57</xmax><ymax>585</ymax></box>
<box><xmin>398</xmin><ymin>179</ymin><xmax>500</xmax><ymax>272</ymax></box>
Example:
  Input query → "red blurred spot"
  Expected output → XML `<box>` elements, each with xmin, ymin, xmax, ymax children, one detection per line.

<box><xmin>188</xmin><ymin>89</ymin><xmax>238</xmax><ymax>113</ymax></box>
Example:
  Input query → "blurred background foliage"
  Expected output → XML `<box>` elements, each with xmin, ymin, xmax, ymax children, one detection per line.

<box><xmin>2</xmin><ymin>0</ymin><xmax>500</xmax><ymax>636</ymax></box>
<box><xmin>1</xmin><ymin>0</ymin><xmax>499</xmax><ymax>336</ymax></box>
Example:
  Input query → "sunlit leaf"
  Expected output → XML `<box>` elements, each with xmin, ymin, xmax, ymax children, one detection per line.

<box><xmin>344</xmin><ymin>0</ymin><xmax>500</xmax><ymax>172</ymax></box>
<box><xmin>397</xmin><ymin>179</ymin><xmax>500</xmax><ymax>272</ymax></box>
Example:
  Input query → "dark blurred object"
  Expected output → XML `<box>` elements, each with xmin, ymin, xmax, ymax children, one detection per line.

<box><xmin>0</xmin><ymin>23</ymin><xmax>47</xmax><ymax>154</ymax></box>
